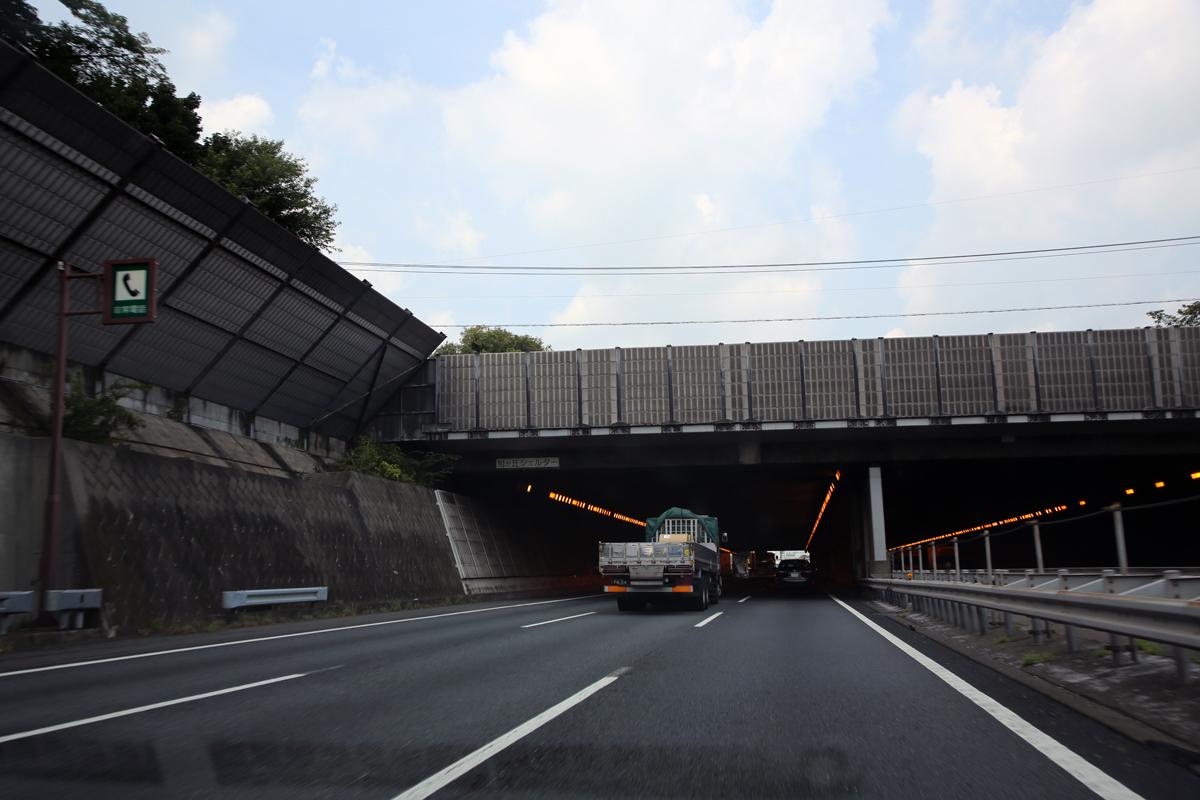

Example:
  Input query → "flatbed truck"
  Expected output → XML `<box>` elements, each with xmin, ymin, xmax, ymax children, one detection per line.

<box><xmin>598</xmin><ymin>507</ymin><xmax>724</xmax><ymax>611</ymax></box>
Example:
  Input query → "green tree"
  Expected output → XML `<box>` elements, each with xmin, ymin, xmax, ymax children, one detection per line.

<box><xmin>1</xmin><ymin>0</ymin><xmax>204</xmax><ymax>162</ymax></box>
<box><xmin>336</xmin><ymin>437</ymin><xmax>457</xmax><ymax>487</ymax></box>
<box><xmin>1146</xmin><ymin>301</ymin><xmax>1200</xmax><ymax>327</ymax></box>
<box><xmin>435</xmin><ymin>326</ymin><xmax>549</xmax><ymax>356</ymax></box>
<box><xmin>57</xmin><ymin>374</ymin><xmax>144</xmax><ymax>443</ymax></box>
<box><xmin>196</xmin><ymin>132</ymin><xmax>339</xmax><ymax>251</ymax></box>
<box><xmin>2</xmin><ymin>1</ymin><xmax>339</xmax><ymax>249</ymax></box>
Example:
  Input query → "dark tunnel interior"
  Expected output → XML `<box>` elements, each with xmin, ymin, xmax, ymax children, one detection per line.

<box><xmin>444</xmin><ymin>451</ymin><xmax>1200</xmax><ymax>585</ymax></box>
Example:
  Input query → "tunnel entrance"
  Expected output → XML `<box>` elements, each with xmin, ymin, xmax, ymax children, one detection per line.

<box><xmin>433</xmin><ymin>444</ymin><xmax>1200</xmax><ymax>589</ymax></box>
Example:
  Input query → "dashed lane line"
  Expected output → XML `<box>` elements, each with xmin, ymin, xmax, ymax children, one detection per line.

<box><xmin>521</xmin><ymin>612</ymin><xmax>597</xmax><ymax>629</ymax></box>
<box><xmin>0</xmin><ymin>595</ymin><xmax>603</xmax><ymax>679</ymax></box>
<box><xmin>0</xmin><ymin>672</ymin><xmax>308</xmax><ymax>744</ymax></box>
<box><xmin>694</xmin><ymin>612</ymin><xmax>723</xmax><ymax>628</ymax></box>
<box><xmin>392</xmin><ymin>668</ymin><xmax>627</xmax><ymax>800</ymax></box>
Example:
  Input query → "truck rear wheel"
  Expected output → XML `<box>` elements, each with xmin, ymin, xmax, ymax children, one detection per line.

<box><xmin>694</xmin><ymin>580</ymin><xmax>709</xmax><ymax>611</ymax></box>
<box><xmin>710</xmin><ymin>577</ymin><xmax>721</xmax><ymax>605</ymax></box>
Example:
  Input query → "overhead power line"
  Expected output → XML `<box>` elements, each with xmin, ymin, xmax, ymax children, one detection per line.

<box><xmin>434</xmin><ymin>297</ymin><xmax>1198</xmax><ymax>329</ymax></box>
<box><xmin>393</xmin><ymin>268</ymin><xmax>1199</xmax><ymax>301</ymax></box>
<box><xmin>348</xmin><ymin>165</ymin><xmax>1200</xmax><ymax>265</ymax></box>
<box><xmin>339</xmin><ymin>236</ymin><xmax>1200</xmax><ymax>277</ymax></box>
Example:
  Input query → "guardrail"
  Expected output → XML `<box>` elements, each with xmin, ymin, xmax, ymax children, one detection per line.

<box><xmin>0</xmin><ymin>591</ymin><xmax>35</xmax><ymax>634</ymax></box>
<box><xmin>865</xmin><ymin>569</ymin><xmax>1199</xmax><ymax>684</ymax></box>
<box><xmin>221</xmin><ymin>587</ymin><xmax>329</xmax><ymax>610</ymax></box>
<box><xmin>43</xmin><ymin>589</ymin><xmax>103</xmax><ymax>630</ymax></box>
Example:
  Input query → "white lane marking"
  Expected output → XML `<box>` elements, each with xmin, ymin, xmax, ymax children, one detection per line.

<box><xmin>827</xmin><ymin>595</ymin><xmax>1144</xmax><ymax>800</ymax></box>
<box><xmin>0</xmin><ymin>672</ymin><xmax>306</xmax><ymax>744</ymax></box>
<box><xmin>392</xmin><ymin>669</ymin><xmax>624</xmax><ymax>800</ymax></box>
<box><xmin>737</xmin><ymin>596</ymin><xmax>751</xmax><ymax>604</ymax></box>
<box><xmin>694</xmin><ymin>611</ymin><xmax>723</xmax><ymax>628</ymax></box>
<box><xmin>521</xmin><ymin>611</ymin><xmax>596</xmax><ymax>629</ymax></box>
<box><xmin>0</xmin><ymin>595</ymin><xmax>602</xmax><ymax>679</ymax></box>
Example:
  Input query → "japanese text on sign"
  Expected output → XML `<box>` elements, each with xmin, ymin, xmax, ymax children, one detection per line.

<box><xmin>496</xmin><ymin>457</ymin><xmax>560</xmax><ymax>470</ymax></box>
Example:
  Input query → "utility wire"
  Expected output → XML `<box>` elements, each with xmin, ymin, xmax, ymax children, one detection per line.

<box><xmin>390</xmin><ymin>268</ymin><xmax>1199</xmax><ymax>301</ymax></box>
<box><xmin>434</xmin><ymin>298</ymin><xmax>1198</xmax><ymax>329</ymax></box>
<box><xmin>340</xmin><ymin>237</ymin><xmax>1200</xmax><ymax>277</ymax></box>
<box><xmin>346</xmin><ymin>165</ymin><xmax>1200</xmax><ymax>265</ymax></box>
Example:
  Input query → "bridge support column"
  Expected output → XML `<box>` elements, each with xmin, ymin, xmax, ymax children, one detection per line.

<box><xmin>866</xmin><ymin>466</ymin><xmax>888</xmax><ymax>577</ymax></box>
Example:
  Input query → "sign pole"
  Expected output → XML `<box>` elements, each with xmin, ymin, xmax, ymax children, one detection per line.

<box><xmin>37</xmin><ymin>258</ymin><xmax>151</xmax><ymax>619</ymax></box>
<box><xmin>38</xmin><ymin>261</ymin><xmax>69</xmax><ymax>614</ymax></box>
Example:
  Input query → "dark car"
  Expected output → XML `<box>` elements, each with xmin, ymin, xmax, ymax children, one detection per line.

<box><xmin>777</xmin><ymin>559</ymin><xmax>814</xmax><ymax>590</ymax></box>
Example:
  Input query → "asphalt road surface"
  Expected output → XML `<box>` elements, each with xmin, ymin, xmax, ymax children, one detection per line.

<box><xmin>1</xmin><ymin>592</ymin><xmax>1196</xmax><ymax>799</ymax></box>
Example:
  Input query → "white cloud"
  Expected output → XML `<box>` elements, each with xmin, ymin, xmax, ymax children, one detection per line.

<box><xmin>182</xmin><ymin>11</ymin><xmax>234</xmax><ymax>67</ymax></box>
<box><xmin>293</xmin><ymin>1</ymin><xmax>891</xmax><ymax>347</ymax></box>
<box><xmin>898</xmin><ymin>80</ymin><xmax>1027</xmax><ymax>200</ymax></box>
<box><xmin>169</xmin><ymin>10</ymin><xmax>236</xmax><ymax>89</ymax></box>
<box><xmin>413</xmin><ymin>209</ymin><xmax>486</xmax><ymax>258</ymax></box>
<box><xmin>914</xmin><ymin>0</ymin><xmax>964</xmax><ymax>55</ymax></box>
<box><xmin>897</xmin><ymin>0</ymin><xmax>1200</xmax><ymax>334</ymax></box>
<box><xmin>422</xmin><ymin>310</ymin><xmax>459</xmax><ymax>331</ymax></box>
<box><xmin>298</xmin><ymin>40</ymin><xmax>418</xmax><ymax>153</ymax></box>
<box><xmin>442</xmin><ymin>1</ymin><xmax>889</xmax><ymax>227</ymax></box>
<box><xmin>200</xmin><ymin>94</ymin><xmax>274</xmax><ymax>135</ymax></box>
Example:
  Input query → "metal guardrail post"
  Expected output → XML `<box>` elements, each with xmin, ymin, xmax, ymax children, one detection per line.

<box><xmin>1101</xmin><ymin>569</ymin><xmax>1122</xmax><ymax>666</ymax></box>
<box><xmin>1033</xmin><ymin>523</ymin><xmax>1044</xmax><ymax>573</ymax></box>
<box><xmin>1164</xmin><ymin>571</ymin><xmax>1191</xmax><ymax>685</ymax></box>
<box><xmin>1058</xmin><ymin>571</ymin><xmax>1078</xmax><ymax>653</ymax></box>
<box><xmin>1110</xmin><ymin>504</ymin><xmax>1128</xmax><ymax>575</ymax></box>
<box><xmin>930</xmin><ymin>545</ymin><xmax>937</xmax><ymax>581</ymax></box>
<box><xmin>918</xmin><ymin>546</ymin><xmax>924</xmax><ymax>574</ymax></box>
<box><xmin>953</xmin><ymin>537</ymin><xmax>961</xmax><ymax>581</ymax></box>
<box><xmin>984</xmin><ymin>530</ymin><xmax>993</xmax><ymax>577</ymax></box>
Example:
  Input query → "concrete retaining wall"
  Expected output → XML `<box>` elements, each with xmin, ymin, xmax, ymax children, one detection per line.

<box><xmin>65</xmin><ymin>442</ymin><xmax>463</xmax><ymax>629</ymax></box>
<box><xmin>434</xmin><ymin>490</ymin><xmax>602</xmax><ymax>597</ymax></box>
<box><xmin>0</xmin><ymin>435</ymin><xmax>47</xmax><ymax>592</ymax></box>
<box><xmin>0</xmin><ymin>433</ymin><xmax>597</xmax><ymax>631</ymax></box>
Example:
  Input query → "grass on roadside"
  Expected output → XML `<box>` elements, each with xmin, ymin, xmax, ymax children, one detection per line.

<box><xmin>1135</xmin><ymin>639</ymin><xmax>1165</xmax><ymax>656</ymax></box>
<box><xmin>1021</xmin><ymin>652</ymin><xmax>1056</xmax><ymax>667</ymax></box>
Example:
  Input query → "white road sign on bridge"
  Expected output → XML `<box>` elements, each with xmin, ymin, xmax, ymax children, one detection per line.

<box><xmin>496</xmin><ymin>457</ymin><xmax>560</xmax><ymax>470</ymax></box>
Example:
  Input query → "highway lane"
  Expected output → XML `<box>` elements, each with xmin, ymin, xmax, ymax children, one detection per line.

<box><xmin>0</xmin><ymin>592</ymin><xmax>1196</xmax><ymax>799</ymax></box>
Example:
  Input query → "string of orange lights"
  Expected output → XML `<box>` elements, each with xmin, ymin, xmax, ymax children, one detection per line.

<box><xmin>889</xmin><ymin>504</ymin><xmax>1071</xmax><ymax>552</ymax></box>
<box><xmin>547</xmin><ymin>491</ymin><xmax>644</xmax><ymax>527</ymax></box>
<box><xmin>891</xmin><ymin>468</ymin><xmax>1200</xmax><ymax>551</ymax></box>
<box><xmin>805</xmin><ymin>470</ymin><xmax>840</xmax><ymax>551</ymax></box>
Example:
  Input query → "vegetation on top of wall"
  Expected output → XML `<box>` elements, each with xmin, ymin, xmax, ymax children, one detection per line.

<box><xmin>336</xmin><ymin>437</ymin><xmax>457</xmax><ymax>487</ymax></box>
<box><xmin>60</xmin><ymin>374</ymin><xmax>145</xmax><ymax>443</ymax></box>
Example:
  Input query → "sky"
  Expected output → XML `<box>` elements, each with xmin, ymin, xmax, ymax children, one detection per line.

<box><xmin>32</xmin><ymin>0</ymin><xmax>1200</xmax><ymax>349</ymax></box>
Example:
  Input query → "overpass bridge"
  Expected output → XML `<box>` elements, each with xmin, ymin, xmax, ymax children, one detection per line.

<box><xmin>379</xmin><ymin>328</ymin><xmax>1200</xmax><ymax>581</ymax></box>
<box><xmin>384</xmin><ymin>327</ymin><xmax>1199</xmax><ymax>447</ymax></box>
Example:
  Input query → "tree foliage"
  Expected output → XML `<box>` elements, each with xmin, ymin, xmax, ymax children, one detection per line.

<box><xmin>2</xmin><ymin>0</ymin><xmax>203</xmax><ymax>161</ymax></box>
<box><xmin>336</xmin><ymin>437</ymin><xmax>457</xmax><ymax>487</ymax></box>
<box><xmin>197</xmin><ymin>133</ymin><xmax>339</xmax><ymax>251</ymax></box>
<box><xmin>59</xmin><ymin>375</ymin><xmax>144</xmax><ymax>443</ymax></box>
<box><xmin>1</xmin><ymin>0</ymin><xmax>337</xmax><ymax>249</ymax></box>
<box><xmin>435</xmin><ymin>326</ymin><xmax>549</xmax><ymax>356</ymax></box>
<box><xmin>1146</xmin><ymin>301</ymin><xmax>1200</xmax><ymax>328</ymax></box>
